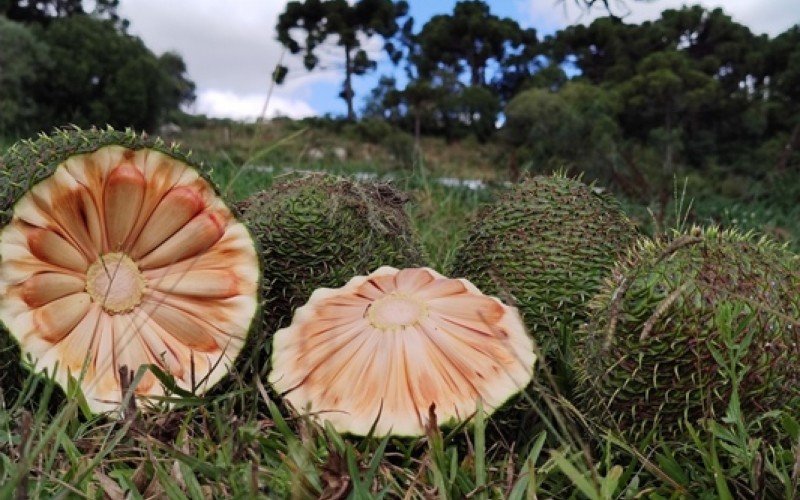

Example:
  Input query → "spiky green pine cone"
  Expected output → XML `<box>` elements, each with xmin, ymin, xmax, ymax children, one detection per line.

<box><xmin>575</xmin><ymin>227</ymin><xmax>800</xmax><ymax>442</ymax></box>
<box><xmin>0</xmin><ymin>127</ymin><xmax>263</xmax><ymax>411</ymax></box>
<box><xmin>1</xmin><ymin>127</ymin><xmax>198</xmax><ymax>226</ymax></box>
<box><xmin>238</xmin><ymin>172</ymin><xmax>427</xmax><ymax>337</ymax></box>
<box><xmin>449</xmin><ymin>174</ymin><xmax>637</xmax><ymax>373</ymax></box>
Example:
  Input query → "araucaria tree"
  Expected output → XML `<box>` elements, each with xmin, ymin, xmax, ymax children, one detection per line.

<box><xmin>415</xmin><ymin>0</ymin><xmax>529</xmax><ymax>87</ymax></box>
<box><xmin>276</xmin><ymin>0</ymin><xmax>409</xmax><ymax>120</ymax></box>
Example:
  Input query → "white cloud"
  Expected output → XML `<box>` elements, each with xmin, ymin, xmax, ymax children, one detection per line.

<box><xmin>518</xmin><ymin>0</ymin><xmax>579</xmax><ymax>33</ymax></box>
<box><xmin>193</xmin><ymin>89</ymin><xmax>316</xmax><ymax>121</ymax></box>
<box><xmin>522</xmin><ymin>0</ymin><xmax>798</xmax><ymax>36</ymax></box>
<box><xmin>120</xmin><ymin>0</ymin><xmax>798</xmax><ymax>120</ymax></box>
<box><xmin>120</xmin><ymin>0</ymin><xmax>287</xmax><ymax>94</ymax></box>
<box><xmin>119</xmin><ymin>0</ymin><xmax>390</xmax><ymax>120</ymax></box>
<box><xmin>119</xmin><ymin>0</ymin><xmax>328</xmax><ymax>118</ymax></box>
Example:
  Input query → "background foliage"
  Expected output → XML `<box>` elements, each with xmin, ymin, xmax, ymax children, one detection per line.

<box><xmin>0</xmin><ymin>0</ymin><xmax>194</xmax><ymax>135</ymax></box>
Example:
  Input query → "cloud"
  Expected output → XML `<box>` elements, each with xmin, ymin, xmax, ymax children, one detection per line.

<box><xmin>119</xmin><ymin>0</ymin><xmax>330</xmax><ymax>118</ymax></box>
<box><xmin>517</xmin><ymin>0</ymin><xmax>579</xmax><ymax>34</ymax></box>
<box><xmin>192</xmin><ymin>89</ymin><xmax>316</xmax><ymax>121</ymax></box>
<box><xmin>121</xmin><ymin>0</ymin><xmax>798</xmax><ymax>120</ymax></box>
<box><xmin>119</xmin><ymin>0</ymin><xmax>394</xmax><ymax>120</ymax></box>
<box><xmin>119</xmin><ymin>0</ymin><xmax>286</xmax><ymax>94</ymax></box>
<box><xmin>522</xmin><ymin>0</ymin><xmax>798</xmax><ymax>36</ymax></box>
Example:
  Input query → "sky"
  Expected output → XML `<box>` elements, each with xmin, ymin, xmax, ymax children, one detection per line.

<box><xmin>118</xmin><ymin>0</ymin><xmax>800</xmax><ymax>121</ymax></box>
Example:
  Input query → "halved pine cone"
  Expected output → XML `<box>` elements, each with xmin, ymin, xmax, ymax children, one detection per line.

<box><xmin>269</xmin><ymin>266</ymin><xmax>536</xmax><ymax>437</ymax></box>
<box><xmin>0</xmin><ymin>128</ymin><xmax>261</xmax><ymax>413</ymax></box>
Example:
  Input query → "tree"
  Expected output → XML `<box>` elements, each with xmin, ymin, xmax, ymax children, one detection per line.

<box><xmin>0</xmin><ymin>15</ymin><xmax>51</xmax><ymax>135</ymax></box>
<box><xmin>158</xmin><ymin>51</ymin><xmax>197</xmax><ymax>117</ymax></box>
<box><xmin>616</xmin><ymin>50</ymin><xmax>721</xmax><ymax>171</ymax></box>
<box><xmin>767</xmin><ymin>26</ymin><xmax>800</xmax><ymax>106</ymax></box>
<box><xmin>415</xmin><ymin>1</ymin><xmax>527</xmax><ymax>87</ymax></box>
<box><xmin>276</xmin><ymin>0</ymin><xmax>409</xmax><ymax>121</ymax></box>
<box><xmin>550</xmin><ymin>7</ymin><xmax>773</xmax><ymax>170</ymax></box>
<box><xmin>548</xmin><ymin>17</ymin><xmax>668</xmax><ymax>85</ymax></box>
<box><xmin>502</xmin><ymin>82</ymin><xmax>620</xmax><ymax>179</ymax></box>
<box><xmin>764</xmin><ymin>26</ymin><xmax>800</xmax><ymax>171</ymax></box>
<box><xmin>2</xmin><ymin>0</ymin><xmax>121</xmax><ymax>25</ymax></box>
<box><xmin>411</xmin><ymin>79</ymin><xmax>458</xmax><ymax>143</ymax></box>
<box><xmin>490</xmin><ymin>29</ymin><xmax>544</xmax><ymax>100</ymax></box>
<box><xmin>32</xmin><ymin>16</ymin><xmax>194</xmax><ymax>131</ymax></box>
<box><xmin>370</xmin><ymin>0</ymin><xmax>527</xmax><ymax>142</ymax></box>
<box><xmin>657</xmin><ymin>6</ymin><xmax>765</xmax><ymax>95</ymax></box>
<box><xmin>656</xmin><ymin>8</ymin><xmax>769</xmax><ymax>166</ymax></box>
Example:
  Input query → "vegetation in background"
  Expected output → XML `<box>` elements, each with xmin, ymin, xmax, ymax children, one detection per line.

<box><xmin>1</xmin><ymin>0</ymin><xmax>121</xmax><ymax>25</ymax></box>
<box><xmin>275</xmin><ymin>0</ymin><xmax>410</xmax><ymax>121</ymax></box>
<box><xmin>297</xmin><ymin>1</ymin><xmax>800</xmax><ymax>201</ymax></box>
<box><xmin>2</xmin><ymin>0</ymin><xmax>798</xmax><ymax>190</ymax></box>
<box><xmin>0</xmin><ymin>0</ymin><xmax>194</xmax><ymax>136</ymax></box>
<box><xmin>0</xmin><ymin>16</ymin><xmax>50</xmax><ymax>136</ymax></box>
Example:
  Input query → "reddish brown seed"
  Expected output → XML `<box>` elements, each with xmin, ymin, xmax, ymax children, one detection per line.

<box><xmin>130</xmin><ymin>186</ymin><xmax>206</xmax><ymax>259</ymax></box>
<box><xmin>33</xmin><ymin>293</ymin><xmax>92</xmax><ymax>343</ymax></box>
<box><xmin>143</xmin><ymin>299</ymin><xmax>220</xmax><ymax>352</ymax></box>
<box><xmin>137</xmin><ymin>211</ymin><xmax>226</xmax><ymax>270</ymax></box>
<box><xmin>105</xmin><ymin>161</ymin><xmax>146</xmax><ymax>251</ymax></box>
<box><xmin>27</xmin><ymin>227</ymin><xmax>89</xmax><ymax>273</ymax></box>
<box><xmin>20</xmin><ymin>273</ymin><xmax>86</xmax><ymax>308</ymax></box>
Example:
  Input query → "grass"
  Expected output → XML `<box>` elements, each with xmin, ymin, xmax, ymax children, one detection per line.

<box><xmin>3</xmin><ymin>325</ymin><xmax>798</xmax><ymax>497</ymax></box>
<box><xmin>1</xmin><ymin>123</ymin><xmax>800</xmax><ymax>497</ymax></box>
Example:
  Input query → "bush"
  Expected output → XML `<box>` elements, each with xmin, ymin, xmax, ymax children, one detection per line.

<box><xmin>381</xmin><ymin>130</ymin><xmax>415</xmax><ymax>168</ymax></box>
<box><xmin>33</xmin><ymin>16</ymin><xmax>168</xmax><ymax>131</ymax></box>
<box><xmin>0</xmin><ymin>16</ymin><xmax>50</xmax><ymax>136</ymax></box>
<box><xmin>502</xmin><ymin>82</ymin><xmax>621</xmax><ymax>179</ymax></box>
<box><xmin>343</xmin><ymin>118</ymin><xmax>395</xmax><ymax>144</ymax></box>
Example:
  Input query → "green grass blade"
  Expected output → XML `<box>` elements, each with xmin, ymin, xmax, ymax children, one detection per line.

<box><xmin>550</xmin><ymin>449</ymin><xmax>600</xmax><ymax>500</ymax></box>
<box><xmin>474</xmin><ymin>399</ymin><xmax>487</xmax><ymax>500</ymax></box>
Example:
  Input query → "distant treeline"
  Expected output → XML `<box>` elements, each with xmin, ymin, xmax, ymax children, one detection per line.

<box><xmin>0</xmin><ymin>0</ymin><xmax>195</xmax><ymax>136</ymax></box>
<box><xmin>2</xmin><ymin>0</ymin><xmax>798</xmax><ymax>189</ymax></box>
<box><xmin>276</xmin><ymin>0</ymin><xmax>799</xmax><ymax>187</ymax></box>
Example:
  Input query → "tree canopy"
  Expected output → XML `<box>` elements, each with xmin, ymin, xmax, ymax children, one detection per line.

<box><xmin>414</xmin><ymin>1</ymin><xmax>531</xmax><ymax>87</ymax></box>
<box><xmin>1</xmin><ymin>0</ymin><xmax>122</xmax><ymax>25</ymax></box>
<box><xmin>348</xmin><ymin>1</ymin><xmax>799</xmax><ymax>181</ymax></box>
<box><xmin>0</xmin><ymin>16</ymin><xmax>50</xmax><ymax>135</ymax></box>
<box><xmin>0</xmin><ymin>5</ymin><xmax>195</xmax><ymax>136</ymax></box>
<box><xmin>275</xmin><ymin>0</ymin><xmax>409</xmax><ymax>120</ymax></box>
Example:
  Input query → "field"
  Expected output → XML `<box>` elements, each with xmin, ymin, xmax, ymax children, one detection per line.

<box><xmin>185</xmin><ymin>120</ymin><xmax>800</xmax><ymax>264</ymax></box>
<box><xmin>1</xmin><ymin>122</ymin><xmax>799</xmax><ymax>498</ymax></box>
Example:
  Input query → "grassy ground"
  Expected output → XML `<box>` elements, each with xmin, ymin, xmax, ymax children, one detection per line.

<box><xmin>1</xmin><ymin>124</ymin><xmax>799</xmax><ymax>497</ymax></box>
<box><xmin>189</xmin><ymin>120</ymin><xmax>800</xmax><ymax>260</ymax></box>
